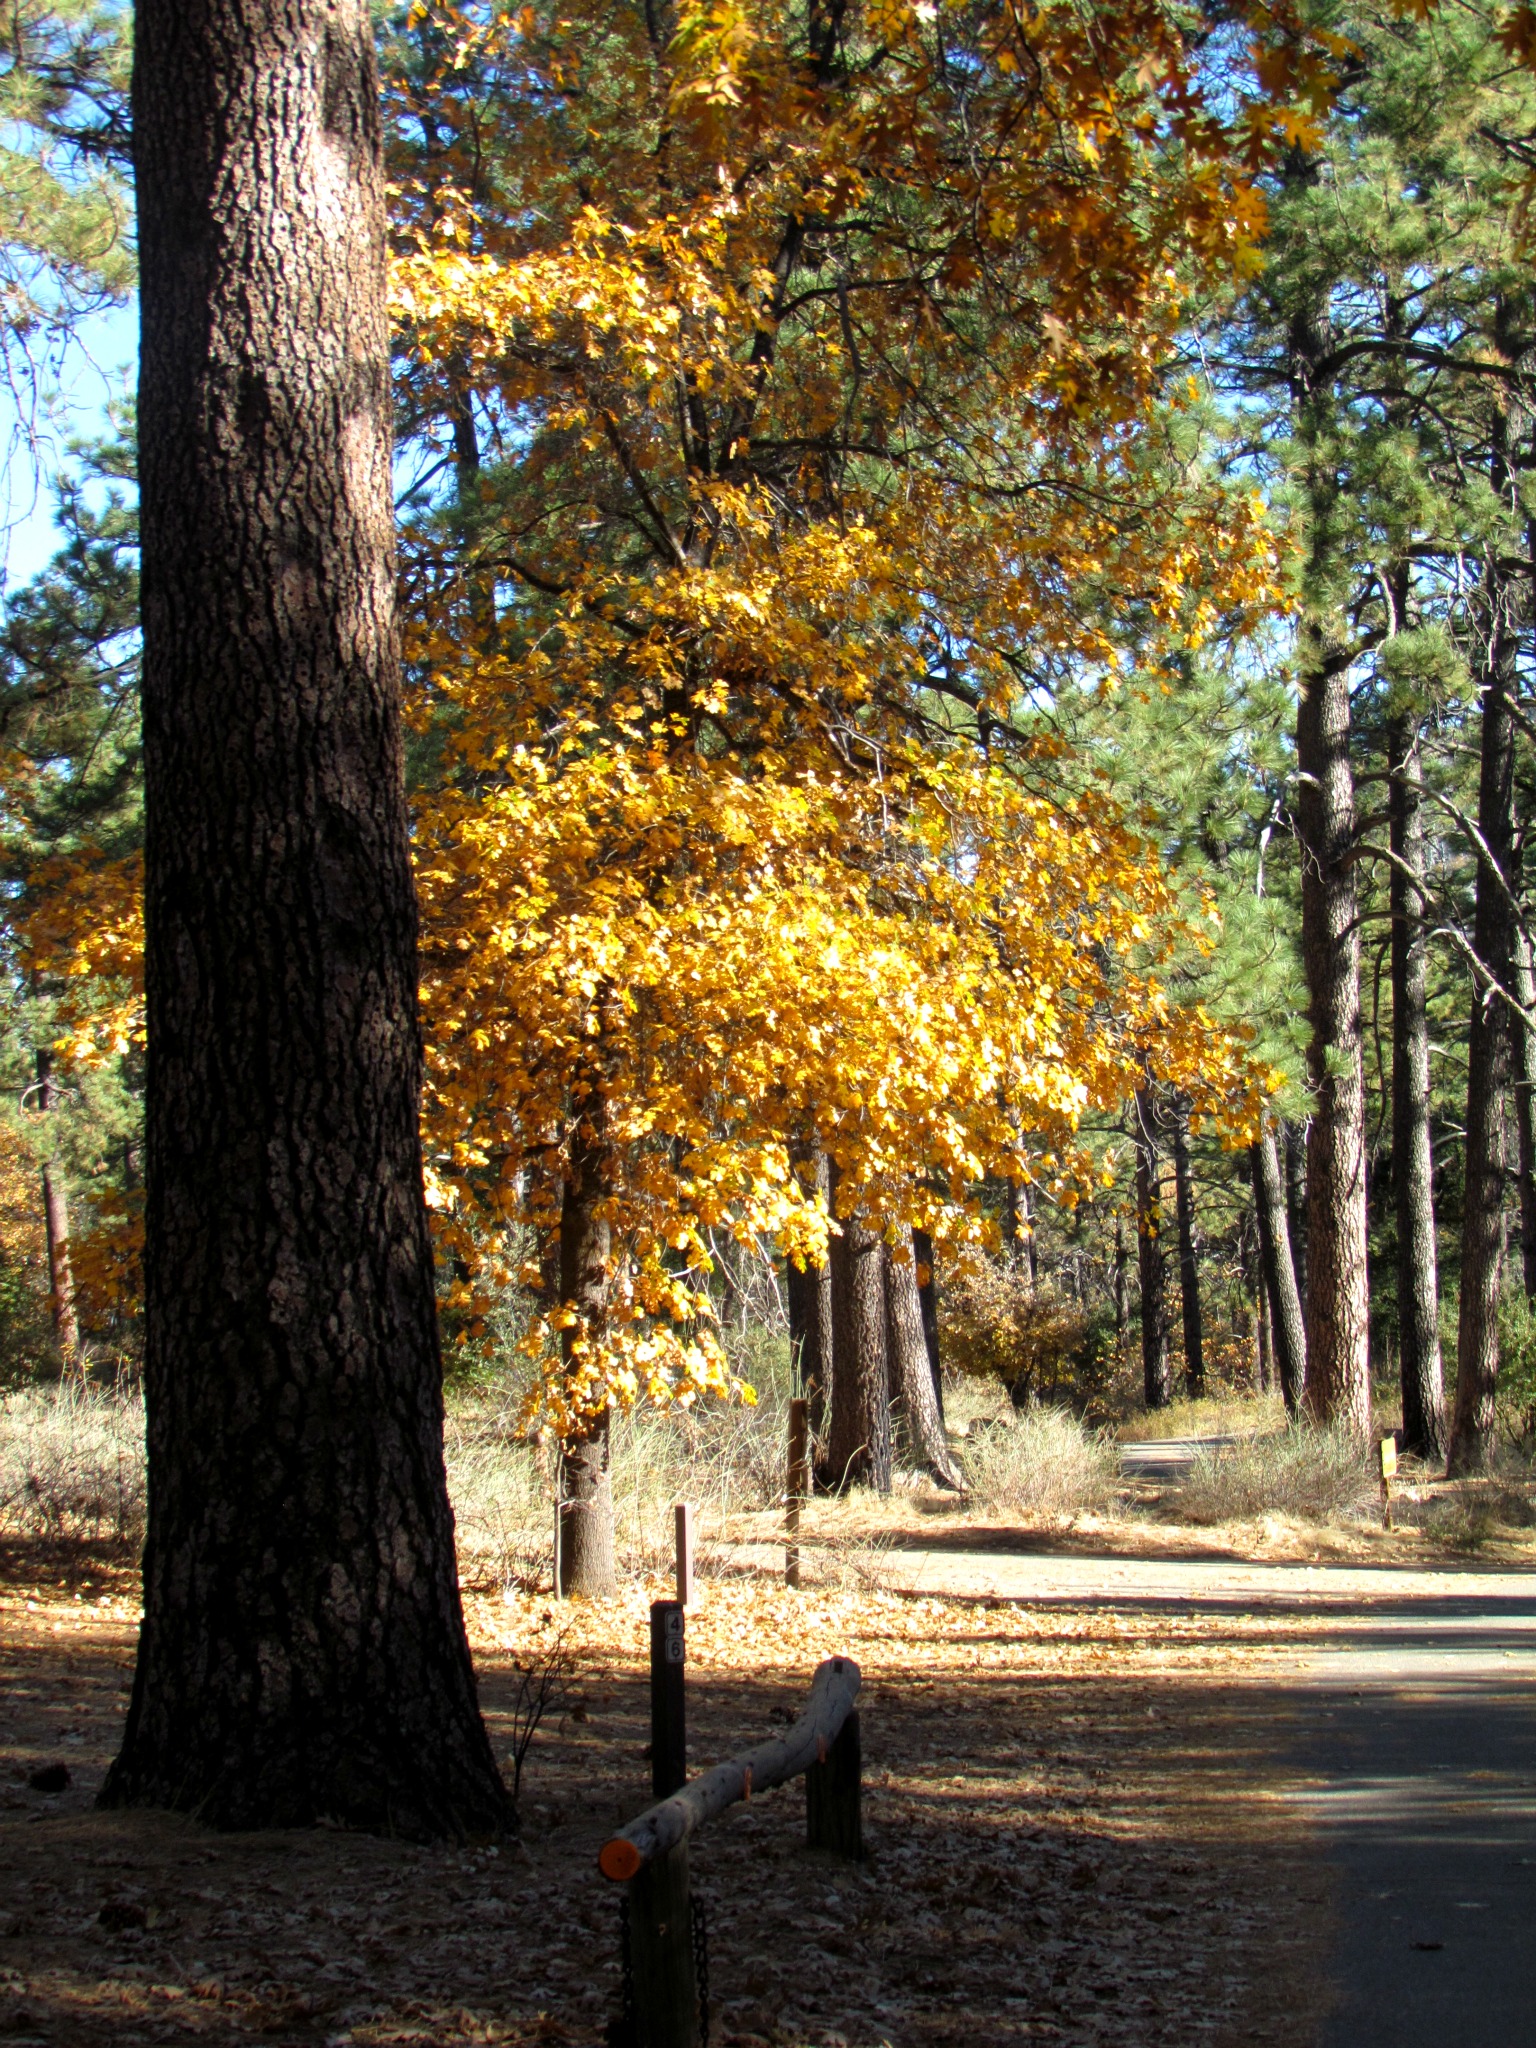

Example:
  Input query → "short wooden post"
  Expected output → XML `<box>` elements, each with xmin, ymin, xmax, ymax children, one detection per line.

<box><xmin>650</xmin><ymin>1599</ymin><xmax>687</xmax><ymax>1799</ymax></box>
<box><xmin>806</xmin><ymin>1707</ymin><xmax>862</xmax><ymax>1859</ymax></box>
<box><xmin>1379</xmin><ymin>1435</ymin><xmax>1397</xmax><ymax>1529</ymax></box>
<box><xmin>786</xmin><ymin>1397</ymin><xmax>809</xmax><ymax>1589</ymax></box>
<box><xmin>629</xmin><ymin>1842</ymin><xmax>697</xmax><ymax>2048</ymax></box>
<box><xmin>673</xmin><ymin>1501</ymin><xmax>695</xmax><ymax>1608</ymax></box>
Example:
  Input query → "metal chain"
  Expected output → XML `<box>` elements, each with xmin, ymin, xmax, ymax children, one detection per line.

<box><xmin>692</xmin><ymin>1890</ymin><xmax>710</xmax><ymax>2048</ymax></box>
<box><xmin>606</xmin><ymin>1889</ymin><xmax>638</xmax><ymax>2048</ymax></box>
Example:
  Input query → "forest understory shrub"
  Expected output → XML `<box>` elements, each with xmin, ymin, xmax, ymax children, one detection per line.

<box><xmin>1178</xmin><ymin>1425</ymin><xmax>1373</xmax><ymax>1525</ymax></box>
<box><xmin>958</xmin><ymin>1403</ymin><xmax>1119</xmax><ymax>1524</ymax></box>
<box><xmin>940</xmin><ymin>1261</ymin><xmax>1134</xmax><ymax>1417</ymax></box>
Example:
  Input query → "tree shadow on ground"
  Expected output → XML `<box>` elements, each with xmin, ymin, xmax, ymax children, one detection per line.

<box><xmin>1</xmin><ymin>1561</ymin><xmax>1337</xmax><ymax>2048</ymax></box>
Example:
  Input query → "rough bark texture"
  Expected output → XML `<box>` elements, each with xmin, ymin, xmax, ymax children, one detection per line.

<box><xmin>107</xmin><ymin>0</ymin><xmax>509</xmax><ymax>1836</ymax></box>
<box><xmin>786</xmin><ymin>1146</ymin><xmax>833</xmax><ymax>1436</ymax></box>
<box><xmin>1513</xmin><ymin>931</ymin><xmax>1536</xmax><ymax>1299</ymax></box>
<box><xmin>1292</xmin><ymin>301</ymin><xmax>1371</xmax><ymax>1435</ymax></box>
<box><xmin>826</xmin><ymin>1212</ymin><xmax>891</xmax><ymax>1492</ymax></box>
<box><xmin>1134</xmin><ymin>1086</ymin><xmax>1171</xmax><ymax>1410</ymax></box>
<box><xmin>1387</xmin><ymin>710</ymin><xmax>1446</xmax><ymax>1460</ymax></box>
<box><xmin>911</xmin><ymin>1226</ymin><xmax>944</xmax><ymax>1423</ymax></box>
<box><xmin>1284</xmin><ymin>1122</ymin><xmax>1308</xmax><ymax>1320</ymax></box>
<box><xmin>1171</xmin><ymin>1097</ymin><xmax>1205</xmax><ymax>1399</ymax></box>
<box><xmin>1448</xmin><ymin>576</ymin><xmax>1522</xmax><ymax>1476</ymax></box>
<box><xmin>1251</xmin><ymin>1132</ymin><xmax>1305</xmax><ymax>1419</ymax></box>
<box><xmin>1256</xmin><ymin>1280</ymin><xmax>1272</xmax><ymax>1395</ymax></box>
<box><xmin>882</xmin><ymin>1232</ymin><xmax>961</xmax><ymax>1489</ymax></box>
<box><xmin>34</xmin><ymin>1050</ymin><xmax>80</xmax><ymax>1369</ymax></box>
<box><xmin>557</xmin><ymin>1120</ymin><xmax>616</xmax><ymax>1596</ymax></box>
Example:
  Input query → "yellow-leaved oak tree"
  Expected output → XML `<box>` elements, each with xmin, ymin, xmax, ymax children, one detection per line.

<box><xmin>384</xmin><ymin>0</ymin><xmax>1307</xmax><ymax>1585</ymax></box>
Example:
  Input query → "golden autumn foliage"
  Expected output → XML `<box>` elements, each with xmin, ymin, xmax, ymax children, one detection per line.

<box><xmin>12</xmin><ymin>0</ymin><xmax>1333</xmax><ymax>1431</ymax></box>
<box><xmin>384</xmin><ymin>0</ymin><xmax>1308</xmax><ymax>1428</ymax></box>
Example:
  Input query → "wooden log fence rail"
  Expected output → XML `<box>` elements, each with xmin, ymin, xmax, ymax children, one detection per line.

<box><xmin>601</xmin><ymin>1647</ymin><xmax>863</xmax><ymax>2048</ymax></box>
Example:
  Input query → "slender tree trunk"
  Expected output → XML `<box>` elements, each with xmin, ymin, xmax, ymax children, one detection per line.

<box><xmin>1388</xmin><ymin>709</ymin><xmax>1446</xmax><ymax>1459</ymax></box>
<box><xmin>34</xmin><ymin>1050</ymin><xmax>81</xmax><ymax>1371</ymax></box>
<box><xmin>1171</xmin><ymin>1096</ymin><xmax>1204</xmax><ymax>1399</ymax></box>
<box><xmin>911</xmin><ymin>1226</ymin><xmax>944</xmax><ymax>1423</ymax></box>
<box><xmin>1295</xmin><ymin>545</ymin><xmax>1371</xmax><ymax>1430</ymax></box>
<box><xmin>1448</xmin><ymin>580</ymin><xmax>1522</xmax><ymax>1475</ymax></box>
<box><xmin>1284</xmin><ymin>1122</ymin><xmax>1308</xmax><ymax>1319</ymax></box>
<box><xmin>1257</xmin><ymin>1279</ymin><xmax>1273</xmax><ymax>1395</ymax></box>
<box><xmin>557</xmin><ymin>1112</ymin><xmax>616</xmax><ymax>1596</ymax></box>
<box><xmin>1113</xmin><ymin>1212</ymin><xmax>1128</xmax><ymax>1362</ymax></box>
<box><xmin>825</xmin><ymin>1209</ymin><xmax>891</xmax><ymax>1492</ymax></box>
<box><xmin>105</xmin><ymin>0</ymin><xmax>508</xmax><ymax>1835</ymax></box>
<box><xmin>1512</xmin><ymin>930</ymin><xmax>1536</xmax><ymax>1298</ymax></box>
<box><xmin>882</xmin><ymin>1232</ymin><xmax>961</xmax><ymax>1489</ymax></box>
<box><xmin>1134</xmin><ymin>1085</ymin><xmax>1171</xmax><ymax>1410</ymax></box>
<box><xmin>786</xmin><ymin>1146</ymin><xmax>833</xmax><ymax>1435</ymax></box>
<box><xmin>1290</xmin><ymin>279</ymin><xmax>1370</xmax><ymax>1435</ymax></box>
<box><xmin>1250</xmin><ymin>1131</ymin><xmax>1305</xmax><ymax>1419</ymax></box>
<box><xmin>1020</xmin><ymin>1181</ymin><xmax>1039</xmax><ymax>1290</ymax></box>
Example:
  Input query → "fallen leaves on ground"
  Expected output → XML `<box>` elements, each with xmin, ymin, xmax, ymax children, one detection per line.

<box><xmin>1</xmin><ymin>1544</ymin><xmax>1329</xmax><ymax>2046</ymax></box>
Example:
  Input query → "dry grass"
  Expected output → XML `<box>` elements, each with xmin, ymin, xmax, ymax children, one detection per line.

<box><xmin>0</xmin><ymin>1382</ymin><xmax>145</xmax><ymax>1547</ymax></box>
<box><xmin>958</xmin><ymin>1403</ymin><xmax>1119</xmax><ymax>1524</ymax></box>
<box><xmin>1113</xmin><ymin>1392</ymin><xmax>1282</xmax><ymax>1443</ymax></box>
<box><xmin>1178</xmin><ymin>1425</ymin><xmax>1372</xmax><ymax>1527</ymax></box>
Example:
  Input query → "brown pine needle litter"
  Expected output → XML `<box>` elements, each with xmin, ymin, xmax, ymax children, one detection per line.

<box><xmin>2</xmin><ymin>1560</ymin><xmax>1330</xmax><ymax>2048</ymax></box>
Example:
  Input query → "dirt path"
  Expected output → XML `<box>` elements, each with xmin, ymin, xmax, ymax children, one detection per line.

<box><xmin>867</xmin><ymin>1541</ymin><xmax>1536</xmax><ymax>2046</ymax></box>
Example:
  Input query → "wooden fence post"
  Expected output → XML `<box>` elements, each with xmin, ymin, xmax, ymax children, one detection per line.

<box><xmin>628</xmin><ymin>1842</ymin><xmax>697</xmax><ymax>2048</ymax></box>
<box><xmin>650</xmin><ymin>1599</ymin><xmax>687</xmax><ymax>1800</ymax></box>
<box><xmin>806</xmin><ymin>1707</ymin><xmax>862</xmax><ymax>1859</ymax></box>
<box><xmin>786</xmin><ymin>1397</ymin><xmax>809</xmax><ymax>1589</ymax></box>
<box><xmin>674</xmin><ymin>1501</ymin><xmax>695</xmax><ymax>1607</ymax></box>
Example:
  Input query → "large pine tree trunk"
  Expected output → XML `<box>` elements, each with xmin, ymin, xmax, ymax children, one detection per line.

<box><xmin>1133</xmin><ymin>1085</ymin><xmax>1171</xmax><ymax>1410</ymax></box>
<box><xmin>1388</xmin><ymin>709</ymin><xmax>1446</xmax><ymax>1459</ymax></box>
<box><xmin>1171</xmin><ymin>1096</ymin><xmax>1205</xmax><ymax>1399</ymax></box>
<box><xmin>105</xmin><ymin>0</ymin><xmax>509</xmax><ymax>1836</ymax></box>
<box><xmin>1448</xmin><ymin>581</ymin><xmax>1522</xmax><ymax>1476</ymax></box>
<box><xmin>882</xmin><ymin>1231</ymin><xmax>961</xmax><ymax>1489</ymax></box>
<box><xmin>34</xmin><ymin>1050</ymin><xmax>81</xmax><ymax>1371</ymax></box>
<box><xmin>1250</xmin><ymin>1131</ymin><xmax>1305</xmax><ymax>1418</ymax></box>
<box><xmin>825</xmin><ymin>1209</ymin><xmax>891</xmax><ymax>1491</ymax></box>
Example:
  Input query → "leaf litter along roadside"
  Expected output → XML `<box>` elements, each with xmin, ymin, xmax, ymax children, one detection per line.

<box><xmin>1</xmin><ymin>1556</ymin><xmax>1329</xmax><ymax>2048</ymax></box>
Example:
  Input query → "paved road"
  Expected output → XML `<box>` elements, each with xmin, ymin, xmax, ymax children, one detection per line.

<box><xmin>1117</xmin><ymin>1435</ymin><xmax>1237</xmax><ymax>1481</ymax></box>
<box><xmin>876</xmin><ymin>1543</ymin><xmax>1536</xmax><ymax>2046</ymax></box>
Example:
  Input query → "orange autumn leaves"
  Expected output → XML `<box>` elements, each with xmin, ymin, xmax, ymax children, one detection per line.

<box><xmin>387</xmin><ymin>0</ymin><xmax>1284</xmax><ymax>1423</ymax></box>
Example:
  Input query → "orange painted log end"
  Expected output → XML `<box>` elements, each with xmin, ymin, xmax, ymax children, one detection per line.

<box><xmin>598</xmin><ymin>1837</ymin><xmax>643</xmax><ymax>1882</ymax></box>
